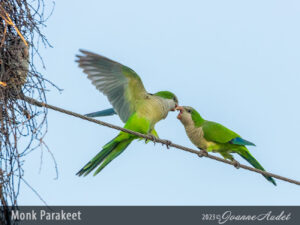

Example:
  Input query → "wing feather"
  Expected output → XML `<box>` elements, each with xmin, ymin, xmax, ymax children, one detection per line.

<box><xmin>203</xmin><ymin>121</ymin><xmax>255</xmax><ymax>146</ymax></box>
<box><xmin>76</xmin><ymin>50</ymin><xmax>147</xmax><ymax>122</ymax></box>
<box><xmin>202</xmin><ymin>121</ymin><xmax>240</xmax><ymax>144</ymax></box>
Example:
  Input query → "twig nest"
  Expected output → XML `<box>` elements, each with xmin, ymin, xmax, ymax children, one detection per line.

<box><xmin>0</xmin><ymin>36</ymin><xmax>29</xmax><ymax>96</ymax></box>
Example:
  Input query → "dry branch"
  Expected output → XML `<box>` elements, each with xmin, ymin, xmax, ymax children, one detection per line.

<box><xmin>22</xmin><ymin>95</ymin><xmax>300</xmax><ymax>187</ymax></box>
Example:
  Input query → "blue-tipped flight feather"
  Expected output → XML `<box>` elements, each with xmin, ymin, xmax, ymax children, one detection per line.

<box><xmin>230</xmin><ymin>137</ymin><xmax>256</xmax><ymax>146</ymax></box>
<box><xmin>84</xmin><ymin>108</ymin><xmax>116</xmax><ymax>118</ymax></box>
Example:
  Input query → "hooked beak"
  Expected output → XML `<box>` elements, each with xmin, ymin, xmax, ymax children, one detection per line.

<box><xmin>171</xmin><ymin>103</ymin><xmax>178</xmax><ymax>111</ymax></box>
<box><xmin>175</xmin><ymin>106</ymin><xmax>184</xmax><ymax>119</ymax></box>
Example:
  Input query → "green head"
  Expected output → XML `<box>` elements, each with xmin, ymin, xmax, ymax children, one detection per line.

<box><xmin>153</xmin><ymin>91</ymin><xmax>179</xmax><ymax>111</ymax></box>
<box><xmin>154</xmin><ymin>91</ymin><xmax>178</xmax><ymax>102</ymax></box>
<box><xmin>176</xmin><ymin>106</ymin><xmax>204</xmax><ymax>127</ymax></box>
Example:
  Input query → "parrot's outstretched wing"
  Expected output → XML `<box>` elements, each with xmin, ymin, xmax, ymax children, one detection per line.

<box><xmin>76</xmin><ymin>50</ymin><xmax>147</xmax><ymax>122</ymax></box>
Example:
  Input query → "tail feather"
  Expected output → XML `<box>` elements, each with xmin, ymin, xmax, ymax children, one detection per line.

<box><xmin>93</xmin><ymin>141</ymin><xmax>131</xmax><ymax>175</ymax></box>
<box><xmin>77</xmin><ymin>137</ymin><xmax>132</xmax><ymax>176</ymax></box>
<box><xmin>84</xmin><ymin>108</ymin><xmax>116</xmax><ymax>118</ymax></box>
<box><xmin>238</xmin><ymin>148</ymin><xmax>276</xmax><ymax>186</ymax></box>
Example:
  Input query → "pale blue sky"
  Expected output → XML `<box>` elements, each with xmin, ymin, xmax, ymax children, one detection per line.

<box><xmin>20</xmin><ymin>0</ymin><xmax>300</xmax><ymax>205</ymax></box>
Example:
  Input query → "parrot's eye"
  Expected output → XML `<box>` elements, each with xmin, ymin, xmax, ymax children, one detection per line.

<box><xmin>187</xmin><ymin>109</ymin><xmax>192</xmax><ymax>113</ymax></box>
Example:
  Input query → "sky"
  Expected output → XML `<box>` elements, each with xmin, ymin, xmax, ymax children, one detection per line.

<box><xmin>19</xmin><ymin>0</ymin><xmax>300</xmax><ymax>205</ymax></box>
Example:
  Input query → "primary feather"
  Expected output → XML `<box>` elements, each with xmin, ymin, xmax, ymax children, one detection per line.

<box><xmin>85</xmin><ymin>108</ymin><xmax>116</xmax><ymax>117</ymax></box>
<box><xmin>76</xmin><ymin>50</ymin><xmax>147</xmax><ymax>122</ymax></box>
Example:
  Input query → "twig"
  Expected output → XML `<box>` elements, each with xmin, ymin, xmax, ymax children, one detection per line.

<box><xmin>0</xmin><ymin>4</ymin><xmax>28</xmax><ymax>46</ymax></box>
<box><xmin>21</xmin><ymin>95</ymin><xmax>300</xmax><ymax>186</ymax></box>
<box><xmin>20</xmin><ymin>177</ymin><xmax>48</xmax><ymax>206</ymax></box>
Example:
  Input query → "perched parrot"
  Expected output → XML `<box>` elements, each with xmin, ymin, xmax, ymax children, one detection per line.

<box><xmin>76</xmin><ymin>50</ymin><xmax>179</xmax><ymax>176</ymax></box>
<box><xmin>176</xmin><ymin>106</ymin><xmax>276</xmax><ymax>185</ymax></box>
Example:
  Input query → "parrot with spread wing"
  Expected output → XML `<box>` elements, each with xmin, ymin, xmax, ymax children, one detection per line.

<box><xmin>76</xmin><ymin>50</ymin><xmax>178</xmax><ymax>176</ymax></box>
<box><xmin>176</xmin><ymin>106</ymin><xmax>276</xmax><ymax>185</ymax></box>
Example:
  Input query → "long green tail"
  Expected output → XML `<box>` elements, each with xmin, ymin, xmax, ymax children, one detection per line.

<box><xmin>238</xmin><ymin>148</ymin><xmax>276</xmax><ymax>186</ymax></box>
<box><xmin>77</xmin><ymin>136</ymin><xmax>133</xmax><ymax>176</ymax></box>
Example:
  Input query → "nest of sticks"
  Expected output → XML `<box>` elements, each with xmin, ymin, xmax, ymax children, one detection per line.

<box><xmin>0</xmin><ymin>0</ymin><xmax>56</xmax><ymax>216</ymax></box>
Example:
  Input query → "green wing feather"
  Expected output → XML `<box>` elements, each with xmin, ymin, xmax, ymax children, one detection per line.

<box><xmin>76</xmin><ymin>50</ymin><xmax>147</xmax><ymax>122</ymax></box>
<box><xmin>202</xmin><ymin>121</ymin><xmax>240</xmax><ymax>144</ymax></box>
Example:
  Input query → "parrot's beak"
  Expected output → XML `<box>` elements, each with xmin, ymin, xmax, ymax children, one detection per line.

<box><xmin>171</xmin><ymin>104</ymin><xmax>178</xmax><ymax>111</ymax></box>
<box><xmin>175</xmin><ymin>106</ymin><xmax>184</xmax><ymax>119</ymax></box>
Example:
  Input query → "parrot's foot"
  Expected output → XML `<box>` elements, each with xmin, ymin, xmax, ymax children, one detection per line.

<box><xmin>146</xmin><ymin>134</ymin><xmax>158</xmax><ymax>145</ymax></box>
<box><xmin>162</xmin><ymin>140</ymin><xmax>172</xmax><ymax>149</ymax></box>
<box><xmin>197</xmin><ymin>150</ymin><xmax>208</xmax><ymax>157</ymax></box>
<box><xmin>232</xmin><ymin>160</ymin><xmax>241</xmax><ymax>169</ymax></box>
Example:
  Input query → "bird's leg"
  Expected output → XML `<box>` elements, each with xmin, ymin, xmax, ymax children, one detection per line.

<box><xmin>146</xmin><ymin>134</ymin><xmax>158</xmax><ymax>145</ymax></box>
<box><xmin>197</xmin><ymin>149</ymin><xmax>208</xmax><ymax>157</ymax></box>
<box><xmin>232</xmin><ymin>159</ymin><xmax>241</xmax><ymax>169</ymax></box>
<box><xmin>161</xmin><ymin>139</ymin><xmax>172</xmax><ymax>149</ymax></box>
<box><xmin>219</xmin><ymin>152</ymin><xmax>240</xmax><ymax>169</ymax></box>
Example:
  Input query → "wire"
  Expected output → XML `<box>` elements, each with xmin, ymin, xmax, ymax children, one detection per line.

<box><xmin>21</xmin><ymin>95</ymin><xmax>300</xmax><ymax>186</ymax></box>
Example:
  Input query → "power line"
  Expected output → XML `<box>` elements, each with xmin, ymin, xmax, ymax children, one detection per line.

<box><xmin>22</xmin><ymin>95</ymin><xmax>300</xmax><ymax>186</ymax></box>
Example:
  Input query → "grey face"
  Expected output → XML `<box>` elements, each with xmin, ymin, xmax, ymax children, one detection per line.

<box><xmin>176</xmin><ymin>106</ymin><xmax>194</xmax><ymax>126</ymax></box>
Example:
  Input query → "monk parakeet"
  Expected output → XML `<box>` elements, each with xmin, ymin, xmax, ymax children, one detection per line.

<box><xmin>76</xmin><ymin>50</ymin><xmax>178</xmax><ymax>176</ymax></box>
<box><xmin>176</xmin><ymin>106</ymin><xmax>276</xmax><ymax>185</ymax></box>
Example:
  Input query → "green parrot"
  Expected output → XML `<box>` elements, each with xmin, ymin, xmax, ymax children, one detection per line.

<box><xmin>176</xmin><ymin>106</ymin><xmax>276</xmax><ymax>185</ymax></box>
<box><xmin>76</xmin><ymin>50</ymin><xmax>179</xmax><ymax>176</ymax></box>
